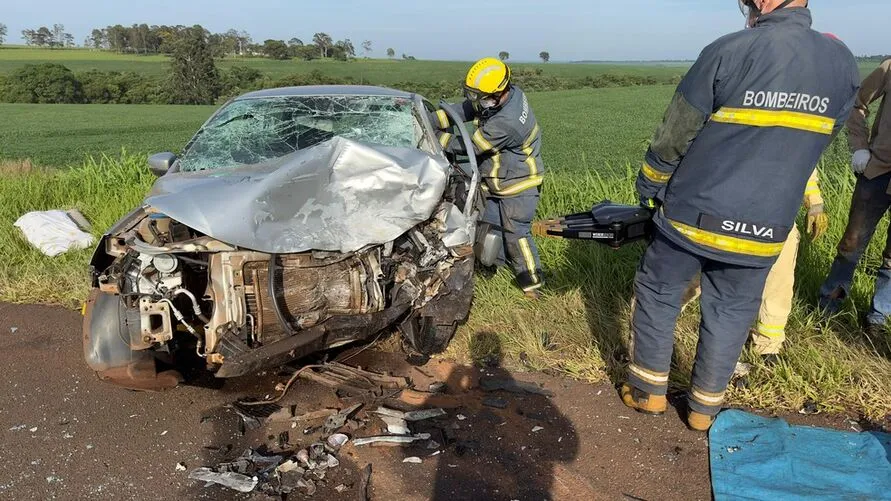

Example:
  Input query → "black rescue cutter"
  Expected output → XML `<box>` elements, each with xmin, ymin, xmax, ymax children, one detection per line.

<box><xmin>532</xmin><ymin>201</ymin><xmax>654</xmax><ymax>248</ymax></box>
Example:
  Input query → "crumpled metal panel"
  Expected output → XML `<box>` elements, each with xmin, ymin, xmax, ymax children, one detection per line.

<box><xmin>145</xmin><ymin>137</ymin><xmax>450</xmax><ymax>254</ymax></box>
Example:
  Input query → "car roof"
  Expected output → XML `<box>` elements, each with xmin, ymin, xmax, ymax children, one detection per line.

<box><xmin>235</xmin><ymin>85</ymin><xmax>416</xmax><ymax>100</ymax></box>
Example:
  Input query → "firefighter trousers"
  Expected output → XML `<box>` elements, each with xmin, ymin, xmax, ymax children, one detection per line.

<box><xmin>481</xmin><ymin>189</ymin><xmax>544</xmax><ymax>291</ymax></box>
<box><xmin>629</xmin><ymin>232</ymin><xmax>771</xmax><ymax>416</ymax></box>
<box><xmin>752</xmin><ymin>226</ymin><xmax>801</xmax><ymax>355</ymax></box>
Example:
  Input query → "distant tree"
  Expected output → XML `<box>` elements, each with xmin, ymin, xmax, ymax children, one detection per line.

<box><xmin>293</xmin><ymin>44</ymin><xmax>320</xmax><ymax>61</ymax></box>
<box><xmin>87</xmin><ymin>29</ymin><xmax>106</xmax><ymax>49</ymax></box>
<box><xmin>386</xmin><ymin>47</ymin><xmax>395</xmax><ymax>58</ymax></box>
<box><xmin>51</xmin><ymin>24</ymin><xmax>67</xmax><ymax>48</ymax></box>
<box><xmin>262</xmin><ymin>39</ymin><xmax>291</xmax><ymax>60</ymax></box>
<box><xmin>2</xmin><ymin>63</ymin><xmax>82</xmax><ymax>103</ymax></box>
<box><xmin>361</xmin><ymin>40</ymin><xmax>372</xmax><ymax>57</ymax></box>
<box><xmin>0</xmin><ymin>24</ymin><xmax>7</xmax><ymax>47</ymax></box>
<box><xmin>288</xmin><ymin>37</ymin><xmax>304</xmax><ymax>47</ymax></box>
<box><xmin>167</xmin><ymin>26</ymin><xmax>220</xmax><ymax>105</ymax></box>
<box><xmin>498</xmin><ymin>51</ymin><xmax>509</xmax><ymax>61</ymax></box>
<box><xmin>22</xmin><ymin>27</ymin><xmax>54</xmax><ymax>47</ymax></box>
<box><xmin>333</xmin><ymin>38</ymin><xmax>355</xmax><ymax>60</ymax></box>
<box><xmin>64</xmin><ymin>33</ymin><xmax>75</xmax><ymax>47</ymax></box>
<box><xmin>312</xmin><ymin>32</ymin><xmax>333</xmax><ymax>58</ymax></box>
<box><xmin>539</xmin><ymin>51</ymin><xmax>550</xmax><ymax>63</ymax></box>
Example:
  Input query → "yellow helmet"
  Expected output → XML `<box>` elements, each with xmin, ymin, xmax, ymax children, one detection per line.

<box><xmin>464</xmin><ymin>57</ymin><xmax>511</xmax><ymax>100</ymax></box>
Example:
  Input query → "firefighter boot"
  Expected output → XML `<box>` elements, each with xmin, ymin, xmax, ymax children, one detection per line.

<box><xmin>687</xmin><ymin>411</ymin><xmax>715</xmax><ymax>432</ymax></box>
<box><xmin>620</xmin><ymin>384</ymin><xmax>667</xmax><ymax>415</ymax></box>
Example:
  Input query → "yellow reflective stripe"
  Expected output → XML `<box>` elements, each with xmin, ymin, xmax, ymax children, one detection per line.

<box><xmin>472</xmin><ymin>129</ymin><xmax>494</xmax><ymax>153</ymax></box>
<box><xmin>629</xmin><ymin>364</ymin><xmax>669</xmax><ymax>385</ymax></box>
<box><xmin>804</xmin><ymin>188</ymin><xmax>821</xmax><ymax>196</ymax></box>
<box><xmin>691</xmin><ymin>388</ymin><xmax>726</xmax><ymax>406</ymax></box>
<box><xmin>489</xmin><ymin>153</ymin><xmax>502</xmax><ymax>191</ymax></box>
<box><xmin>522</xmin><ymin>124</ymin><xmax>540</xmax><ymax>176</ymax></box>
<box><xmin>518</xmin><ymin>238</ymin><xmax>539</xmax><ymax>284</ymax></box>
<box><xmin>523</xmin><ymin>282</ymin><xmax>543</xmax><ymax>292</ymax></box>
<box><xmin>756</xmin><ymin>323</ymin><xmax>786</xmax><ymax>338</ymax></box>
<box><xmin>669</xmin><ymin>219</ymin><xmax>785</xmax><ymax>257</ymax></box>
<box><xmin>438</xmin><ymin>133</ymin><xmax>452</xmax><ymax>148</ymax></box>
<box><xmin>473</xmin><ymin>118</ymin><xmax>480</xmax><ymax>127</ymax></box>
<box><xmin>641</xmin><ymin>162</ymin><xmax>671</xmax><ymax>183</ymax></box>
<box><xmin>435</xmin><ymin>109</ymin><xmax>450</xmax><ymax>129</ymax></box>
<box><xmin>491</xmin><ymin>176</ymin><xmax>543</xmax><ymax>196</ymax></box>
<box><xmin>712</xmin><ymin>107</ymin><xmax>835</xmax><ymax>135</ymax></box>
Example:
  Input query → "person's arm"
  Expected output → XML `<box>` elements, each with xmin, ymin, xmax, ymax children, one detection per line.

<box><xmin>439</xmin><ymin>115</ymin><xmax>516</xmax><ymax>158</ymax></box>
<box><xmin>430</xmin><ymin>100</ymin><xmax>476</xmax><ymax>131</ymax></box>
<box><xmin>847</xmin><ymin>59</ymin><xmax>890</xmax><ymax>151</ymax></box>
<box><xmin>636</xmin><ymin>43</ymin><xmax>724</xmax><ymax>204</ymax></box>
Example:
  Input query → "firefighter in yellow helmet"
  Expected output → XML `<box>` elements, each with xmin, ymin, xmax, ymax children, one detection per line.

<box><xmin>432</xmin><ymin>58</ymin><xmax>545</xmax><ymax>298</ymax></box>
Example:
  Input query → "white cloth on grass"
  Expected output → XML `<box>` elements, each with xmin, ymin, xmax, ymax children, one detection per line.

<box><xmin>13</xmin><ymin>210</ymin><xmax>95</xmax><ymax>257</ymax></box>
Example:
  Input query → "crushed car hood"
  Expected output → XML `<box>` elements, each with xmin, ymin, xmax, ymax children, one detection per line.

<box><xmin>145</xmin><ymin>137</ymin><xmax>450</xmax><ymax>254</ymax></box>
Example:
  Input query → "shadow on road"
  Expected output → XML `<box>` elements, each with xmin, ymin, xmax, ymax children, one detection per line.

<box><xmin>429</xmin><ymin>331</ymin><xmax>580</xmax><ymax>501</ymax></box>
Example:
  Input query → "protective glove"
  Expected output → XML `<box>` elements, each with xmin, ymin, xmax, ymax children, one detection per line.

<box><xmin>639</xmin><ymin>195</ymin><xmax>659</xmax><ymax>210</ymax></box>
<box><xmin>807</xmin><ymin>204</ymin><xmax>829</xmax><ymax>241</ymax></box>
<box><xmin>852</xmin><ymin>149</ymin><xmax>871</xmax><ymax>174</ymax></box>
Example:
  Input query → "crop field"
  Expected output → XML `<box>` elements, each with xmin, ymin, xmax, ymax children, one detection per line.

<box><xmin>1</xmin><ymin>62</ymin><xmax>890</xmax><ymax>419</ymax></box>
<box><xmin>0</xmin><ymin>47</ymin><xmax>692</xmax><ymax>83</ymax></box>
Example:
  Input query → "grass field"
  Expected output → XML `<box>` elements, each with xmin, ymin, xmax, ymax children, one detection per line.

<box><xmin>0</xmin><ymin>47</ymin><xmax>692</xmax><ymax>83</ymax></box>
<box><xmin>1</xmin><ymin>83</ymin><xmax>890</xmax><ymax>420</ymax></box>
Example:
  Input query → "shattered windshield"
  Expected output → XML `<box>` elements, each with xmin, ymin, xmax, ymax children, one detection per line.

<box><xmin>179</xmin><ymin>94</ymin><xmax>424</xmax><ymax>172</ymax></box>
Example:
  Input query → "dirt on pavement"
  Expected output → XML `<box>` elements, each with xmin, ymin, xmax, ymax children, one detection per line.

<box><xmin>0</xmin><ymin>302</ymin><xmax>879</xmax><ymax>500</ymax></box>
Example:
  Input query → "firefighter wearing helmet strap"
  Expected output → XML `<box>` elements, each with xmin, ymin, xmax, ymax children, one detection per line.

<box><xmin>622</xmin><ymin>0</ymin><xmax>858</xmax><ymax>432</ymax></box>
<box><xmin>431</xmin><ymin>58</ymin><xmax>546</xmax><ymax>299</ymax></box>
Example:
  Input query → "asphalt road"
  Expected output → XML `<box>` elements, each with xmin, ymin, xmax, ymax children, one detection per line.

<box><xmin>6</xmin><ymin>301</ymin><xmax>842</xmax><ymax>500</ymax></box>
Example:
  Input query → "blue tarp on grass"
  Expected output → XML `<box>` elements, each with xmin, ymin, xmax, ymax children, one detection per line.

<box><xmin>710</xmin><ymin>409</ymin><xmax>891</xmax><ymax>501</ymax></box>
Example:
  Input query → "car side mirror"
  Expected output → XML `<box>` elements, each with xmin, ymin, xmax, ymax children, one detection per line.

<box><xmin>148</xmin><ymin>152</ymin><xmax>178</xmax><ymax>177</ymax></box>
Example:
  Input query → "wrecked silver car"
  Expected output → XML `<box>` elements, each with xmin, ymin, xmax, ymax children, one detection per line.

<box><xmin>83</xmin><ymin>86</ymin><xmax>482</xmax><ymax>390</ymax></box>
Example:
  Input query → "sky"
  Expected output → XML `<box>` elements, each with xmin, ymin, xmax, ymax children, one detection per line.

<box><xmin>3</xmin><ymin>0</ymin><xmax>889</xmax><ymax>61</ymax></box>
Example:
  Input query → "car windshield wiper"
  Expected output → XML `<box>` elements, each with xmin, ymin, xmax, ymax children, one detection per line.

<box><xmin>210</xmin><ymin>112</ymin><xmax>260</xmax><ymax>129</ymax></box>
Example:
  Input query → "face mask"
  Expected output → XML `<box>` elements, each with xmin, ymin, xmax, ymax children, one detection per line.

<box><xmin>479</xmin><ymin>97</ymin><xmax>498</xmax><ymax>109</ymax></box>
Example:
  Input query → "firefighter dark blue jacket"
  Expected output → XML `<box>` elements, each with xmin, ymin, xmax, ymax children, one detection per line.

<box><xmin>431</xmin><ymin>85</ymin><xmax>544</xmax><ymax>197</ymax></box>
<box><xmin>636</xmin><ymin>7</ymin><xmax>860</xmax><ymax>267</ymax></box>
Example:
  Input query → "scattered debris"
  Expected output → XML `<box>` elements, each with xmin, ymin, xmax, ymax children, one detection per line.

<box><xmin>457</xmin><ymin>414</ymin><xmax>467</xmax><ymax>421</ymax></box>
<box><xmin>532</xmin><ymin>426</ymin><xmax>544</xmax><ymax>433</ymax></box>
<box><xmin>359</xmin><ymin>464</ymin><xmax>372</xmax><ymax>501</ymax></box>
<box><xmin>429</xmin><ymin>382</ymin><xmax>447</xmax><ymax>393</ymax></box>
<box><xmin>10</xmin><ymin>327</ymin><xmax>18</xmax><ymax>334</ymax></box>
<box><xmin>353</xmin><ymin>433</ymin><xmax>432</xmax><ymax>447</ymax></box>
<box><xmin>299</xmin><ymin>362</ymin><xmax>409</xmax><ymax>397</ymax></box>
<box><xmin>335</xmin><ymin>484</ymin><xmax>349</xmax><ymax>493</ymax></box>
<box><xmin>175</xmin><ymin>462</ymin><xmax>187</xmax><ymax>472</ymax></box>
<box><xmin>324</xmin><ymin>403</ymin><xmax>363</xmax><ymax>435</ymax></box>
<box><xmin>726</xmin><ymin>446</ymin><xmax>740</xmax><ymax>453</ymax></box>
<box><xmin>403</xmin><ymin>457</ymin><xmax>423</xmax><ymax>464</ymax></box>
<box><xmin>29</xmin><ymin>426</ymin><xmax>38</xmax><ymax>433</ymax></box>
<box><xmin>160</xmin><ymin>430</ymin><xmax>168</xmax><ymax>436</ymax></box>
<box><xmin>380</xmin><ymin>415</ymin><xmax>410</xmax><ymax>435</ymax></box>
<box><xmin>404</xmin><ymin>408</ymin><xmax>447</xmax><ymax>421</ymax></box>
<box><xmin>9</xmin><ymin>425</ymin><xmax>26</xmax><ymax>431</ymax></box>
<box><xmin>799</xmin><ymin>400</ymin><xmax>820</xmax><ymax>415</ymax></box>
<box><xmin>480</xmin><ymin>376</ymin><xmax>554</xmax><ymax>397</ymax></box>
<box><xmin>327</xmin><ymin>433</ymin><xmax>349</xmax><ymax>450</ymax></box>
<box><xmin>427</xmin><ymin>440</ymin><xmax>441</xmax><ymax>450</ymax></box>
<box><xmin>482</xmin><ymin>396</ymin><xmax>509</xmax><ymax>409</ymax></box>
<box><xmin>188</xmin><ymin>468</ymin><xmax>258</xmax><ymax>493</ymax></box>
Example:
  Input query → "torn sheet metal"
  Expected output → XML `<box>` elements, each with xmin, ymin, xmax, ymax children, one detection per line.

<box><xmin>145</xmin><ymin>136</ymin><xmax>449</xmax><ymax>254</ymax></box>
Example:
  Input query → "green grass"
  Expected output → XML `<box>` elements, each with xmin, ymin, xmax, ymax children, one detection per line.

<box><xmin>0</xmin><ymin>103</ymin><xmax>216</xmax><ymax>166</ymax></box>
<box><xmin>0</xmin><ymin>47</ymin><xmax>693</xmax><ymax>82</ymax></box>
<box><xmin>1</xmin><ymin>86</ymin><xmax>890</xmax><ymax>419</ymax></box>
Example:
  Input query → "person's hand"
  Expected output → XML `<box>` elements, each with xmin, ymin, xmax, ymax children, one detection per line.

<box><xmin>852</xmin><ymin>149</ymin><xmax>871</xmax><ymax>174</ymax></box>
<box><xmin>807</xmin><ymin>204</ymin><xmax>829</xmax><ymax>241</ymax></box>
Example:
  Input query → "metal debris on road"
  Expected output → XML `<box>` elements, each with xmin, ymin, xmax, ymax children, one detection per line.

<box><xmin>299</xmin><ymin>362</ymin><xmax>410</xmax><ymax>397</ymax></box>
<box><xmin>188</xmin><ymin>468</ymin><xmax>258</xmax><ymax>493</ymax></box>
<box><xmin>403</xmin><ymin>457</ymin><xmax>422</xmax><ymax>464</ymax></box>
<box><xmin>10</xmin><ymin>327</ymin><xmax>18</xmax><ymax>334</ymax></box>
<box><xmin>532</xmin><ymin>426</ymin><xmax>544</xmax><ymax>433</ymax></box>
<box><xmin>353</xmin><ymin>433</ymin><xmax>432</xmax><ymax>447</ymax></box>
<box><xmin>324</xmin><ymin>403</ymin><xmax>363</xmax><ymax>435</ymax></box>
<box><xmin>404</xmin><ymin>408</ymin><xmax>447</xmax><ymax>421</ymax></box>
<box><xmin>335</xmin><ymin>484</ymin><xmax>349</xmax><ymax>493</ymax></box>
<box><xmin>327</xmin><ymin>433</ymin><xmax>349</xmax><ymax>450</ymax></box>
<box><xmin>176</xmin><ymin>462</ymin><xmax>187</xmax><ymax>472</ymax></box>
<box><xmin>380</xmin><ymin>414</ymin><xmax>410</xmax><ymax>435</ymax></box>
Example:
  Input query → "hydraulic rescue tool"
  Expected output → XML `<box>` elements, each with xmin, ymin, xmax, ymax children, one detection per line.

<box><xmin>532</xmin><ymin>201</ymin><xmax>654</xmax><ymax>249</ymax></box>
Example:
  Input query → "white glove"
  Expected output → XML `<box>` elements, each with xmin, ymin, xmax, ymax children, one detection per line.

<box><xmin>852</xmin><ymin>149</ymin><xmax>871</xmax><ymax>174</ymax></box>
